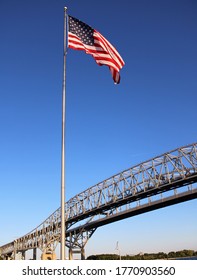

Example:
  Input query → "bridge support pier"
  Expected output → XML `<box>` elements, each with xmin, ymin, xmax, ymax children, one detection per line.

<box><xmin>33</xmin><ymin>248</ymin><xmax>36</xmax><ymax>260</ymax></box>
<box><xmin>22</xmin><ymin>251</ymin><xmax>26</xmax><ymax>260</ymax></box>
<box><xmin>69</xmin><ymin>248</ymin><xmax>73</xmax><ymax>260</ymax></box>
<box><xmin>81</xmin><ymin>247</ymin><xmax>85</xmax><ymax>260</ymax></box>
<box><xmin>68</xmin><ymin>247</ymin><xmax>85</xmax><ymax>260</ymax></box>
<box><xmin>41</xmin><ymin>252</ymin><xmax>57</xmax><ymax>260</ymax></box>
<box><xmin>67</xmin><ymin>227</ymin><xmax>96</xmax><ymax>260</ymax></box>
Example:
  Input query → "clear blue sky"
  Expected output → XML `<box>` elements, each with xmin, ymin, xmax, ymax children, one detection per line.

<box><xmin>0</xmin><ymin>0</ymin><xmax>197</xmax><ymax>258</ymax></box>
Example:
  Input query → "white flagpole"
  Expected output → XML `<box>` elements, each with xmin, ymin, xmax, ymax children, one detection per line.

<box><xmin>60</xmin><ymin>6</ymin><xmax>67</xmax><ymax>260</ymax></box>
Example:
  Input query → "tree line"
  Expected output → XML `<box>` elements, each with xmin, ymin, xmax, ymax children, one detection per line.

<box><xmin>87</xmin><ymin>249</ymin><xmax>197</xmax><ymax>260</ymax></box>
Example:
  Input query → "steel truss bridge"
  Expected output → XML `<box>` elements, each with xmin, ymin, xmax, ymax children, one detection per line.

<box><xmin>1</xmin><ymin>143</ymin><xmax>197</xmax><ymax>260</ymax></box>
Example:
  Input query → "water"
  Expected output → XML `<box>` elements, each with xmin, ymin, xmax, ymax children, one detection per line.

<box><xmin>176</xmin><ymin>256</ymin><xmax>197</xmax><ymax>260</ymax></box>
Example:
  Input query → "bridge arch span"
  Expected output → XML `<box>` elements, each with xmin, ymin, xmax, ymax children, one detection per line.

<box><xmin>0</xmin><ymin>142</ymin><xmax>197</xmax><ymax>259</ymax></box>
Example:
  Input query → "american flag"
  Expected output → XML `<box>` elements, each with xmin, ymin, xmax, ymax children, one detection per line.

<box><xmin>68</xmin><ymin>16</ymin><xmax>125</xmax><ymax>84</ymax></box>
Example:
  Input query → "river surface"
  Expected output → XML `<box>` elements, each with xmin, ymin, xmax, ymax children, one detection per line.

<box><xmin>176</xmin><ymin>256</ymin><xmax>197</xmax><ymax>260</ymax></box>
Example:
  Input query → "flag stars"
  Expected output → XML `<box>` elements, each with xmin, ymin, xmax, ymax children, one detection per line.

<box><xmin>68</xmin><ymin>16</ymin><xmax>94</xmax><ymax>45</ymax></box>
